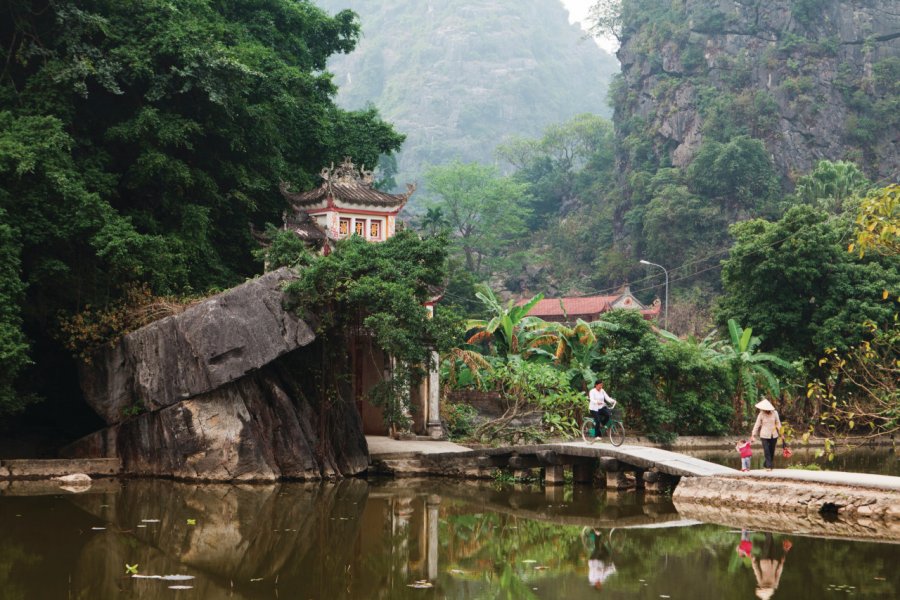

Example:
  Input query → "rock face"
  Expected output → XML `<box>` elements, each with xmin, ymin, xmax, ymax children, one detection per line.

<box><xmin>314</xmin><ymin>0</ymin><xmax>619</xmax><ymax>196</ymax></box>
<box><xmin>80</xmin><ymin>268</ymin><xmax>315</xmax><ymax>424</ymax></box>
<box><xmin>615</xmin><ymin>0</ymin><xmax>899</xmax><ymax>179</ymax></box>
<box><xmin>65</xmin><ymin>268</ymin><xmax>369</xmax><ymax>481</ymax></box>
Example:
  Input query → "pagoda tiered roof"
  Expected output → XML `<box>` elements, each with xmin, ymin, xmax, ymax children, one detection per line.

<box><xmin>280</xmin><ymin>158</ymin><xmax>414</xmax><ymax>210</ymax></box>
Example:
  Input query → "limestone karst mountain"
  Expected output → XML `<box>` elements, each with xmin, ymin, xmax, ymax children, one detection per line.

<box><xmin>315</xmin><ymin>0</ymin><xmax>619</xmax><ymax>195</ymax></box>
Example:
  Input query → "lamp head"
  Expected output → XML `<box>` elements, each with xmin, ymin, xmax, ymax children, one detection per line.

<box><xmin>639</xmin><ymin>259</ymin><xmax>650</xmax><ymax>265</ymax></box>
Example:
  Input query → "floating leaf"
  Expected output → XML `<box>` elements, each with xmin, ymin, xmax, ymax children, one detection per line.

<box><xmin>186</xmin><ymin>518</ymin><xmax>196</xmax><ymax>526</ymax></box>
<box><xmin>125</xmin><ymin>564</ymin><xmax>139</xmax><ymax>574</ymax></box>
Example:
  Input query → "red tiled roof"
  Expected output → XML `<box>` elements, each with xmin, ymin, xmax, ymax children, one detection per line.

<box><xmin>521</xmin><ymin>296</ymin><xmax>619</xmax><ymax>317</ymax></box>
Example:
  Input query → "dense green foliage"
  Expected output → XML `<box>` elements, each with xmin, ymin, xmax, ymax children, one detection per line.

<box><xmin>424</xmin><ymin>162</ymin><xmax>531</xmax><ymax>278</ymax></box>
<box><xmin>0</xmin><ymin>0</ymin><xmax>402</xmax><ymax>415</ymax></box>
<box><xmin>718</xmin><ymin>205</ymin><xmax>899</xmax><ymax>362</ymax></box>
<box><xmin>283</xmin><ymin>230</ymin><xmax>454</xmax><ymax>430</ymax></box>
<box><xmin>445</xmin><ymin>288</ymin><xmax>748</xmax><ymax>441</ymax></box>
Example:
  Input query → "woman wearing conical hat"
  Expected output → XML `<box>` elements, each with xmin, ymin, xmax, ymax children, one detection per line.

<box><xmin>750</xmin><ymin>398</ymin><xmax>781</xmax><ymax>470</ymax></box>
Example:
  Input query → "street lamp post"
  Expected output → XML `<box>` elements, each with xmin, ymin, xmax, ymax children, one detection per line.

<box><xmin>639</xmin><ymin>259</ymin><xmax>668</xmax><ymax>329</ymax></box>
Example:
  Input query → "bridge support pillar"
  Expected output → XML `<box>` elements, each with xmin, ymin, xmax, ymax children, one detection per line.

<box><xmin>572</xmin><ymin>462</ymin><xmax>595</xmax><ymax>484</ymax></box>
<box><xmin>643</xmin><ymin>470</ymin><xmax>679</xmax><ymax>494</ymax></box>
<box><xmin>606</xmin><ymin>470</ymin><xmax>634</xmax><ymax>489</ymax></box>
<box><xmin>513</xmin><ymin>469</ymin><xmax>533</xmax><ymax>481</ymax></box>
<box><xmin>544</xmin><ymin>484</ymin><xmax>565</xmax><ymax>502</ymax></box>
<box><xmin>544</xmin><ymin>465</ymin><xmax>565</xmax><ymax>485</ymax></box>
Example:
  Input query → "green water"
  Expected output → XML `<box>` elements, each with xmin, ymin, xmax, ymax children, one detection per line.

<box><xmin>687</xmin><ymin>445</ymin><xmax>899</xmax><ymax>475</ymax></box>
<box><xmin>0</xmin><ymin>478</ymin><xmax>897</xmax><ymax>599</ymax></box>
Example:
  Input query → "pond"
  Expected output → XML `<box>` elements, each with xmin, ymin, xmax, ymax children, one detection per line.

<box><xmin>1</xmin><ymin>477</ymin><xmax>897</xmax><ymax>598</ymax></box>
<box><xmin>685</xmin><ymin>444</ymin><xmax>899</xmax><ymax>476</ymax></box>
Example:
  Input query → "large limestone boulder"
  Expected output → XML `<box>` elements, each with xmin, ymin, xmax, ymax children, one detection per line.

<box><xmin>66</xmin><ymin>269</ymin><xmax>369</xmax><ymax>481</ymax></box>
<box><xmin>81</xmin><ymin>268</ymin><xmax>314</xmax><ymax>425</ymax></box>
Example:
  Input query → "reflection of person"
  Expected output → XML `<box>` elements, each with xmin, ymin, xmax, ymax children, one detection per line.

<box><xmin>736</xmin><ymin>529</ymin><xmax>753</xmax><ymax>557</ymax></box>
<box><xmin>736</xmin><ymin>439</ymin><xmax>752</xmax><ymax>471</ymax></box>
<box><xmin>587</xmin><ymin>529</ymin><xmax>617</xmax><ymax>590</ymax></box>
<box><xmin>750</xmin><ymin>398</ymin><xmax>782</xmax><ymax>470</ymax></box>
<box><xmin>752</xmin><ymin>533</ymin><xmax>791</xmax><ymax>600</ymax></box>
<box><xmin>589</xmin><ymin>381</ymin><xmax>617</xmax><ymax>438</ymax></box>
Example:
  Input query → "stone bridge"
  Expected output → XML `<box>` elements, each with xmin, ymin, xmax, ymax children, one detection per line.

<box><xmin>368</xmin><ymin>437</ymin><xmax>900</xmax><ymax>523</ymax></box>
<box><xmin>370</xmin><ymin>440</ymin><xmax>734</xmax><ymax>493</ymax></box>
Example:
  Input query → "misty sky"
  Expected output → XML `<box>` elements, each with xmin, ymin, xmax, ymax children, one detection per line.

<box><xmin>560</xmin><ymin>0</ymin><xmax>618</xmax><ymax>53</ymax></box>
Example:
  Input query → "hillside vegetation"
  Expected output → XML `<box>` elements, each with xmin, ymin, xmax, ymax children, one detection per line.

<box><xmin>315</xmin><ymin>0</ymin><xmax>619</xmax><ymax>193</ymax></box>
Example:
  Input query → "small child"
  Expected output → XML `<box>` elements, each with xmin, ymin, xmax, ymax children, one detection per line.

<box><xmin>736</xmin><ymin>439</ymin><xmax>752</xmax><ymax>471</ymax></box>
<box><xmin>737</xmin><ymin>529</ymin><xmax>753</xmax><ymax>558</ymax></box>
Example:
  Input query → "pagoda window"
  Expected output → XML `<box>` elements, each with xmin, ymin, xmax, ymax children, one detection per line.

<box><xmin>369</xmin><ymin>220</ymin><xmax>382</xmax><ymax>240</ymax></box>
<box><xmin>354</xmin><ymin>219</ymin><xmax>365</xmax><ymax>236</ymax></box>
<box><xmin>339</xmin><ymin>218</ymin><xmax>351</xmax><ymax>237</ymax></box>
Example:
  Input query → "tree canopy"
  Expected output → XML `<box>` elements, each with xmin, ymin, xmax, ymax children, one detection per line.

<box><xmin>717</xmin><ymin>205</ymin><xmax>899</xmax><ymax>362</ymax></box>
<box><xmin>0</xmin><ymin>0</ymin><xmax>403</xmax><ymax>415</ymax></box>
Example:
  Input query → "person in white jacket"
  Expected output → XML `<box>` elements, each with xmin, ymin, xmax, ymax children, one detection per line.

<box><xmin>588</xmin><ymin>380</ymin><xmax>616</xmax><ymax>438</ymax></box>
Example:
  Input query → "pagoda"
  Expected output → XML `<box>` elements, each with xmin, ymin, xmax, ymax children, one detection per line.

<box><xmin>279</xmin><ymin>157</ymin><xmax>415</xmax><ymax>250</ymax></box>
<box><xmin>277</xmin><ymin>159</ymin><xmax>442</xmax><ymax>439</ymax></box>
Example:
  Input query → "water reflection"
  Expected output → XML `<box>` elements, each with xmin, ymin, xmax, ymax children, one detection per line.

<box><xmin>688</xmin><ymin>445</ymin><xmax>899</xmax><ymax>476</ymax></box>
<box><xmin>0</xmin><ymin>478</ymin><xmax>897</xmax><ymax>598</ymax></box>
<box><xmin>751</xmin><ymin>533</ymin><xmax>790</xmax><ymax>600</ymax></box>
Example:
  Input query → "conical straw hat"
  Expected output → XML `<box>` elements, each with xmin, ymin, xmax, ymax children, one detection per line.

<box><xmin>755</xmin><ymin>398</ymin><xmax>775</xmax><ymax>411</ymax></box>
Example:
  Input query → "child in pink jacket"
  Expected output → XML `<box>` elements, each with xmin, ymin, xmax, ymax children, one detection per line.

<box><xmin>736</xmin><ymin>439</ymin><xmax>752</xmax><ymax>471</ymax></box>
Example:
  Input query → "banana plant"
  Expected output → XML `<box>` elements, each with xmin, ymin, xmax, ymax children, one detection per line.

<box><xmin>465</xmin><ymin>284</ymin><xmax>544</xmax><ymax>356</ymax></box>
<box><xmin>526</xmin><ymin>318</ymin><xmax>618</xmax><ymax>392</ymax></box>
<box><xmin>712</xmin><ymin>319</ymin><xmax>792</xmax><ymax>430</ymax></box>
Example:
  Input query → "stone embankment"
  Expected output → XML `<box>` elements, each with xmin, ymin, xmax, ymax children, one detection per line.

<box><xmin>62</xmin><ymin>268</ymin><xmax>369</xmax><ymax>481</ymax></box>
<box><xmin>674</xmin><ymin>471</ymin><xmax>900</xmax><ymax>524</ymax></box>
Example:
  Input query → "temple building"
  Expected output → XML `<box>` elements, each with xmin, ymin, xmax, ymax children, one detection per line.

<box><xmin>277</xmin><ymin>159</ymin><xmax>442</xmax><ymax>439</ymax></box>
<box><xmin>279</xmin><ymin>157</ymin><xmax>415</xmax><ymax>252</ymax></box>
<box><xmin>520</xmin><ymin>286</ymin><xmax>661</xmax><ymax>324</ymax></box>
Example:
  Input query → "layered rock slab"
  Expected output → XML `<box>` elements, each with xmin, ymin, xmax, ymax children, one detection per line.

<box><xmin>81</xmin><ymin>268</ymin><xmax>315</xmax><ymax>424</ymax></box>
<box><xmin>66</xmin><ymin>268</ymin><xmax>368</xmax><ymax>481</ymax></box>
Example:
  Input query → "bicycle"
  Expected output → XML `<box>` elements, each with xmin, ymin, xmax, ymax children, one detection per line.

<box><xmin>580</xmin><ymin>411</ymin><xmax>625</xmax><ymax>446</ymax></box>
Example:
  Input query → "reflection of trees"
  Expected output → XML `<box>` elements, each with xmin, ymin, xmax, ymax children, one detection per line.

<box><xmin>441</xmin><ymin>512</ymin><xmax>584</xmax><ymax>599</ymax></box>
<box><xmin>0</xmin><ymin>542</ymin><xmax>38</xmax><ymax>600</ymax></box>
<box><xmin>1</xmin><ymin>479</ymin><xmax>894</xmax><ymax>599</ymax></box>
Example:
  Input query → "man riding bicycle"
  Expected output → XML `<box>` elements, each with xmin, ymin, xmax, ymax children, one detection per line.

<box><xmin>588</xmin><ymin>380</ymin><xmax>616</xmax><ymax>439</ymax></box>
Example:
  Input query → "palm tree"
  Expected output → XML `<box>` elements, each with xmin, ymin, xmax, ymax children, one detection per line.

<box><xmin>420</xmin><ymin>206</ymin><xmax>449</xmax><ymax>236</ymax></box>
<box><xmin>712</xmin><ymin>319</ymin><xmax>792</xmax><ymax>431</ymax></box>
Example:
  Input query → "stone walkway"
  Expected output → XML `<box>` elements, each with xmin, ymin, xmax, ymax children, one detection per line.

<box><xmin>742</xmin><ymin>468</ymin><xmax>900</xmax><ymax>491</ymax></box>
<box><xmin>366</xmin><ymin>436</ymin><xmax>472</xmax><ymax>458</ymax></box>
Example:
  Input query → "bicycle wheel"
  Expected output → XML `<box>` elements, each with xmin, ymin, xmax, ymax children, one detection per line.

<box><xmin>581</xmin><ymin>419</ymin><xmax>596</xmax><ymax>443</ymax></box>
<box><xmin>608</xmin><ymin>422</ymin><xmax>625</xmax><ymax>446</ymax></box>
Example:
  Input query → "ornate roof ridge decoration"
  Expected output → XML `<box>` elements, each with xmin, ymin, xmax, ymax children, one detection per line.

<box><xmin>280</xmin><ymin>157</ymin><xmax>415</xmax><ymax>209</ymax></box>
